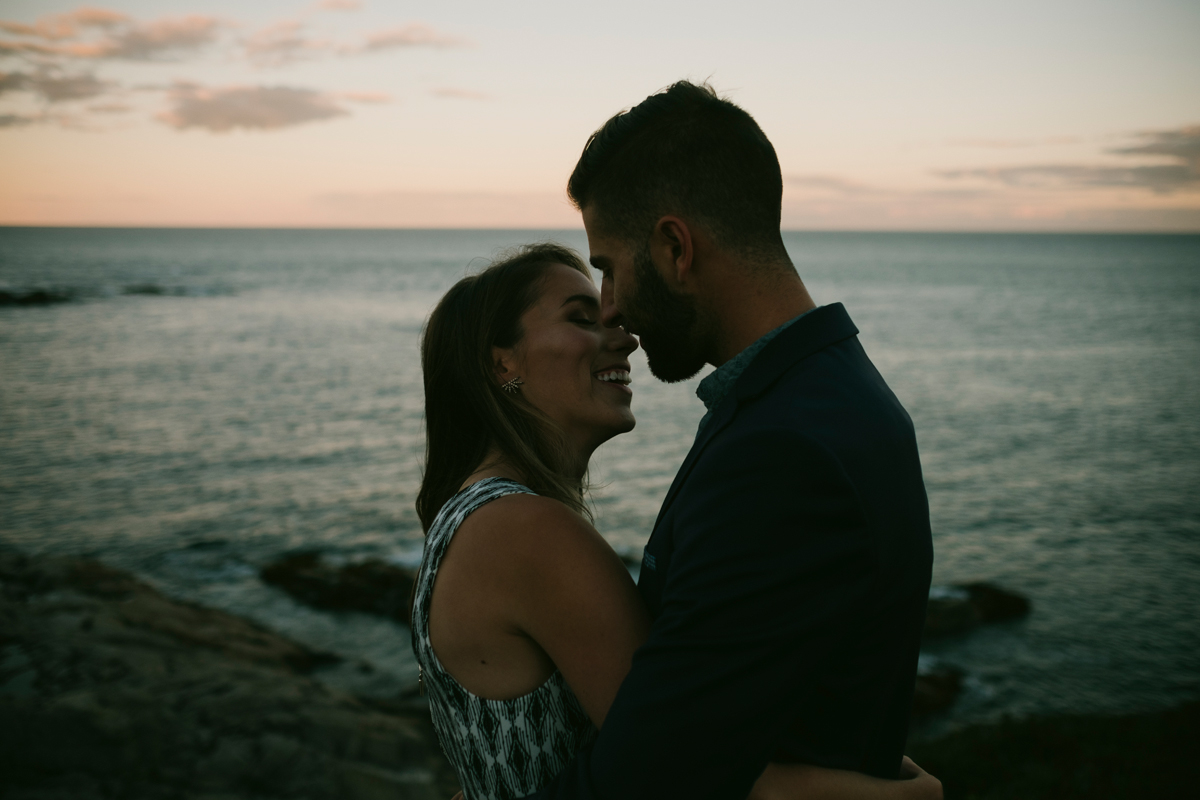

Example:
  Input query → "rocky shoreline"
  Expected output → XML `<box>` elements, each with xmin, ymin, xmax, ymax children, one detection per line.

<box><xmin>5</xmin><ymin>548</ymin><xmax>1192</xmax><ymax>800</ymax></box>
<box><xmin>0</xmin><ymin>549</ymin><xmax>459</xmax><ymax>800</ymax></box>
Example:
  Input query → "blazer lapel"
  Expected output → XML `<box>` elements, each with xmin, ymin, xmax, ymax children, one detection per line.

<box><xmin>648</xmin><ymin>303</ymin><xmax>861</xmax><ymax>532</ymax></box>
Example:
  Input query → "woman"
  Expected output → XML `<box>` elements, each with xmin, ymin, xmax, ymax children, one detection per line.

<box><xmin>412</xmin><ymin>243</ymin><xmax>940</xmax><ymax>800</ymax></box>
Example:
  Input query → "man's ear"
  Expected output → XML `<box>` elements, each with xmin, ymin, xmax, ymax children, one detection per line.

<box><xmin>491</xmin><ymin>346</ymin><xmax>518</xmax><ymax>386</ymax></box>
<box><xmin>652</xmin><ymin>216</ymin><xmax>695</xmax><ymax>286</ymax></box>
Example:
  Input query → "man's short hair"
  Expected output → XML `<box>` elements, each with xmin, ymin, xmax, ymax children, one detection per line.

<box><xmin>568</xmin><ymin>81</ymin><xmax>786</xmax><ymax>259</ymax></box>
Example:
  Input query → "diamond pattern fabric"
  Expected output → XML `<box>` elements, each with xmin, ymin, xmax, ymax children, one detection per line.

<box><xmin>412</xmin><ymin>478</ymin><xmax>597</xmax><ymax>800</ymax></box>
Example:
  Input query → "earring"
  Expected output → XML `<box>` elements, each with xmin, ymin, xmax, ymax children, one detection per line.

<box><xmin>501</xmin><ymin>377</ymin><xmax>524</xmax><ymax>393</ymax></box>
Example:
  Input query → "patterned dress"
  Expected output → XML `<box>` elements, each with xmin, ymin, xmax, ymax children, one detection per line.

<box><xmin>411</xmin><ymin>478</ymin><xmax>597</xmax><ymax>800</ymax></box>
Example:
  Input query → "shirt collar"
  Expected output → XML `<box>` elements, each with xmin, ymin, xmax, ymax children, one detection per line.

<box><xmin>695</xmin><ymin>306</ymin><xmax>820</xmax><ymax>430</ymax></box>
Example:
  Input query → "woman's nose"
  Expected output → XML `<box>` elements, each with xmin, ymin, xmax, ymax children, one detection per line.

<box><xmin>605</xmin><ymin>324</ymin><xmax>639</xmax><ymax>355</ymax></box>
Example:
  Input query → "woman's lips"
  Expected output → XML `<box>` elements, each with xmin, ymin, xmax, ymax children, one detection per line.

<box><xmin>594</xmin><ymin>368</ymin><xmax>632</xmax><ymax>394</ymax></box>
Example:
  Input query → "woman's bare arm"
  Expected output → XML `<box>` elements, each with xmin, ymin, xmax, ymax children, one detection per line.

<box><xmin>749</xmin><ymin>757</ymin><xmax>942</xmax><ymax>800</ymax></box>
<box><xmin>490</xmin><ymin>497</ymin><xmax>940</xmax><ymax>800</ymax></box>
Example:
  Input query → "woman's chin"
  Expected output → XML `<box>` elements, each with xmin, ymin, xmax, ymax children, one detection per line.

<box><xmin>595</xmin><ymin>415</ymin><xmax>636</xmax><ymax>446</ymax></box>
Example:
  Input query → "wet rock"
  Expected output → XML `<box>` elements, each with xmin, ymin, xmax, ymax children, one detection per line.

<box><xmin>0</xmin><ymin>548</ymin><xmax>458</xmax><ymax>800</ymax></box>
<box><xmin>912</xmin><ymin>659</ymin><xmax>964</xmax><ymax>716</ymax></box>
<box><xmin>924</xmin><ymin>582</ymin><xmax>1030</xmax><ymax>638</ymax></box>
<box><xmin>0</xmin><ymin>287</ymin><xmax>76</xmax><ymax>306</ymax></box>
<box><xmin>959</xmin><ymin>581</ymin><xmax>1031</xmax><ymax>623</ymax></box>
<box><xmin>260</xmin><ymin>553</ymin><xmax>418</xmax><ymax>622</ymax></box>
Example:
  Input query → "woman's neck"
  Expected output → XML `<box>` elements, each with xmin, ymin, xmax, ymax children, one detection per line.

<box><xmin>463</xmin><ymin>443</ymin><xmax>590</xmax><ymax>491</ymax></box>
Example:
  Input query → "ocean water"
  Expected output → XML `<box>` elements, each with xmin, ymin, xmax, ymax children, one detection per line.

<box><xmin>2</xmin><ymin>227</ymin><xmax>1198</xmax><ymax>732</ymax></box>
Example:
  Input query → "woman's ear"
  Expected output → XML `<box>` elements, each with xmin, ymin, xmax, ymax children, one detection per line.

<box><xmin>491</xmin><ymin>346</ymin><xmax>518</xmax><ymax>386</ymax></box>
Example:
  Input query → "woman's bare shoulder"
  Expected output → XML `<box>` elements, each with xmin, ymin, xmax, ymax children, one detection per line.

<box><xmin>450</xmin><ymin>493</ymin><xmax>623</xmax><ymax>587</ymax></box>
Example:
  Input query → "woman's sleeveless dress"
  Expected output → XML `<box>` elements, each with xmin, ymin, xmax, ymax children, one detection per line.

<box><xmin>411</xmin><ymin>478</ymin><xmax>597</xmax><ymax>800</ymax></box>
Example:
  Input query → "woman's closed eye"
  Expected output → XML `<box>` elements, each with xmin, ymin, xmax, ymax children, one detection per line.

<box><xmin>570</xmin><ymin>316</ymin><xmax>597</xmax><ymax>326</ymax></box>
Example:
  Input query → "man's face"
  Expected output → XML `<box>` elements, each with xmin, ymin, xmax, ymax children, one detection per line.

<box><xmin>583</xmin><ymin>206</ymin><xmax>707</xmax><ymax>383</ymax></box>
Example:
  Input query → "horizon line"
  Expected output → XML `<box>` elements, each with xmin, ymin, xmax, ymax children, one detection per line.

<box><xmin>2</xmin><ymin>224</ymin><xmax>1199</xmax><ymax>236</ymax></box>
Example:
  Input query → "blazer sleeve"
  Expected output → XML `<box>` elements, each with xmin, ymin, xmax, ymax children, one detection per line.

<box><xmin>525</xmin><ymin>426</ymin><xmax>878</xmax><ymax>800</ymax></box>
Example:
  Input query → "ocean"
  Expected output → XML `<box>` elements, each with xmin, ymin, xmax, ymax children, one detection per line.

<box><xmin>2</xmin><ymin>227</ymin><xmax>1198</xmax><ymax>734</ymax></box>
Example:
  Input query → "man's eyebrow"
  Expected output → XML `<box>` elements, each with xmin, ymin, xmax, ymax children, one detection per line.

<box><xmin>561</xmin><ymin>294</ymin><xmax>600</xmax><ymax>309</ymax></box>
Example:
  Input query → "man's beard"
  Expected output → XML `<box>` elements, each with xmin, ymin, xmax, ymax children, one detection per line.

<box><xmin>623</xmin><ymin>245</ymin><xmax>707</xmax><ymax>383</ymax></box>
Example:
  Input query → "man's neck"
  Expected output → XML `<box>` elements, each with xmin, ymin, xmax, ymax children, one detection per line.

<box><xmin>707</xmin><ymin>273</ymin><xmax>816</xmax><ymax>367</ymax></box>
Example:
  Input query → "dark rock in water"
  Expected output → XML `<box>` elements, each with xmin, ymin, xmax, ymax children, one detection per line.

<box><xmin>912</xmin><ymin>661</ymin><xmax>964</xmax><ymax>716</ymax></box>
<box><xmin>122</xmin><ymin>283</ymin><xmax>168</xmax><ymax>295</ymax></box>
<box><xmin>924</xmin><ymin>581</ymin><xmax>1030</xmax><ymax>638</ymax></box>
<box><xmin>958</xmin><ymin>581</ymin><xmax>1031</xmax><ymax>623</ymax></box>
<box><xmin>0</xmin><ymin>287</ymin><xmax>76</xmax><ymax>306</ymax></box>
<box><xmin>924</xmin><ymin>586</ymin><xmax>981</xmax><ymax>637</ymax></box>
<box><xmin>261</xmin><ymin>552</ymin><xmax>417</xmax><ymax>623</ymax></box>
<box><xmin>908</xmin><ymin>701</ymin><xmax>1200</xmax><ymax>799</ymax></box>
<box><xmin>0</xmin><ymin>548</ymin><xmax>458</xmax><ymax>800</ymax></box>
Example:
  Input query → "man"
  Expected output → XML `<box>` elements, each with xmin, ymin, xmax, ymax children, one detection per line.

<box><xmin>529</xmin><ymin>81</ymin><xmax>933</xmax><ymax>800</ymax></box>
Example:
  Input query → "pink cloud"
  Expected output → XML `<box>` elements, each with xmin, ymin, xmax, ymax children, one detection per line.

<box><xmin>0</xmin><ymin>8</ymin><xmax>128</xmax><ymax>41</ymax></box>
<box><xmin>244</xmin><ymin>20</ymin><xmax>333</xmax><ymax>66</ymax></box>
<box><xmin>316</xmin><ymin>0</ymin><xmax>362</xmax><ymax>10</ymax></box>
<box><xmin>361</xmin><ymin>24</ymin><xmax>465</xmax><ymax>51</ymax></box>
<box><xmin>0</xmin><ymin>10</ymin><xmax>224</xmax><ymax>61</ymax></box>
<box><xmin>339</xmin><ymin>91</ymin><xmax>390</xmax><ymax>103</ymax></box>
<box><xmin>431</xmin><ymin>86</ymin><xmax>487</xmax><ymax>100</ymax></box>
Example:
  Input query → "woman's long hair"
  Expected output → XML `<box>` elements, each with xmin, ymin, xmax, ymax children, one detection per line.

<box><xmin>416</xmin><ymin>243</ymin><xmax>593</xmax><ymax>531</ymax></box>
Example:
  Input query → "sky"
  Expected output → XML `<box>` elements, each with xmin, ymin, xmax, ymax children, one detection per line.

<box><xmin>1</xmin><ymin>0</ymin><xmax>1198</xmax><ymax>230</ymax></box>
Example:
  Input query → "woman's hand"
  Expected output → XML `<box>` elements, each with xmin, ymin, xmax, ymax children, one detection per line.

<box><xmin>748</xmin><ymin>757</ymin><xmax>942</xmax><ymax>800</ymax></box>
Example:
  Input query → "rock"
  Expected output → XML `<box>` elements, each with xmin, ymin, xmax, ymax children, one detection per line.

<box><xmin>912</xmin><ymin>660</ymin><xmax>964</xmax><ymax>716</ymax></box>
<box><xmin>0</xmin><ymin>548</ymin><xmax>459</xmax><ymax>800</ymax></box>
<box><xmin>0</xmin><ymin>287</ymin><xmax>76</xmax><ymax>306</ymax></box>
<box><xmin>923</xmin><ymin>586</ymin><xmax>981</xmax><ymax>637</ymax></box>
<box><xmin>958</xmin><ymin>581</ymin><xmax>1031</xmax><ymax>623</ymax></box>
<box><xmin>924</xmin><ymin>581</ymin><xmax>1030</xmax><ymax>638</ymax></box>
<box><xmin>261</xmin><ymin>553</ymin><xmax>418</xmax><ymax>622</ymax></box>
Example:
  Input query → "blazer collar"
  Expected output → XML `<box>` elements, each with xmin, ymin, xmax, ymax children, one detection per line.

<box><xmin>649</xmin><ymin>303</ymin><xmax>860</xmax><ymax>531</ymax></box>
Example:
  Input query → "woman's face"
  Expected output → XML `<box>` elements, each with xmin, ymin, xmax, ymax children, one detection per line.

<box><xmin>497</xmin><ymin>263</ymin><xmax>640</xmax><ymax>454</ymax></box>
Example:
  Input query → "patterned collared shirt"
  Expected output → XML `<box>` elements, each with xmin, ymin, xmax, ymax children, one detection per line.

<box><xmin>695</xmin><ymin>307</ymin><xmax>820</xmax><ymax>433</ymax></box>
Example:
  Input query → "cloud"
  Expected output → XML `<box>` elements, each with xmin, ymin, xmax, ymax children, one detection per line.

<box><xmin>936</xmin><ymin>163</ymin><xmax>1195</xmax><ymax>193</ymax></box>
<box><xmin>937</xmin><ymin>125</ymin><xmax>1200</xmax><ymax>195</ymax></box>
<box><xmin>76</xmin><ymin>15</ymin><xmax>224</xmax><ymax>60</ymax></box>
<box><xmin>0</xmin><ymin>71</ymin><xmax>28</xmax><ymax>95</ymax></box>
<box><xmin>33</xmin><ymin>70</ymin><xmax>111</xmax><ymax>101</ymax></box>
<box><xmin>361</xmin><ymin>24</ymin><xmax>464</xmax><ymax>51</ymax></box>
<box><xmin>157</xmin><ymin>83</ymin><xmax>350</xmax><ymax>132</ymax></box>
<box><xmin>243</xmin><ymin>18</ymin><xmax>464</xmax><ymax>65</ymax></box>
<box><xmin>316</xmin><ymin>0</ymin><xmax>362</xmax><ymax>10</ymax></box>
<box><xmin>0</xmin><ymin>112</ymin><xmax>35</xmax><ymax>127</ymax></box>
<box><xmin>0</xmin><ymin>10</ymin><xmax>224</xmax><ymax>61</ymax></box>
<box><xmin>431</xmin><ymin>86</ymin><xmax>486</xmax><ymax>100</ymax></box>
<box><xmin>88</xmin><ymin>102</ymin><xmax>131</xmax><ymax>114</ymax></box>
<box><xmin>785</xmin><ymin>174</ymin><xmax>871</xmax><ymax>193</ymax></box>
<box><xmin>338</xmin><ymin>91</ymin><xmax>389</xmax><ymax>103</ymax></box>
<box><xmin>947</xmin><ymin>136</ymin><xmax>1081</xmax><ymax>149</ymax></box>
<box><xmin>0</xmin><ymin>68</ymin><xmax>112</xmax><ymax>102</ymax></box>
<box><xmin>1111</xmin><ymin>125</ymin><xmax>1200</xmax><ymax>164</ymax></box>
<box><xmin>244</xmin><ymin>20</ymin><xmax>332</xmax><ymax>66</ymax></box>
<box><xmin>0</xmin><ymin>8</ymin><xmax>128</xmax><ymax>41</ymax></box>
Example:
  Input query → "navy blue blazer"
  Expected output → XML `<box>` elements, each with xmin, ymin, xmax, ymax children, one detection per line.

<box><xmin>529</xmin><ymin>303</ymin><xmax>933</xmax><ymax>800</ymax></box>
